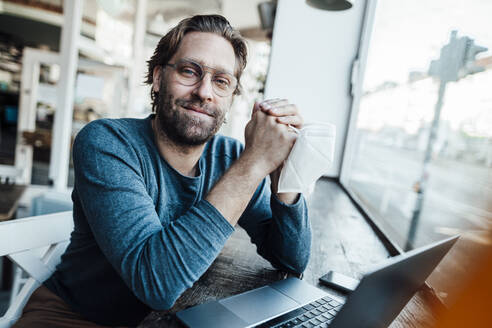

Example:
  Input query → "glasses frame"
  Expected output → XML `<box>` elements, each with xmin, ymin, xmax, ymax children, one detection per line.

<box><xmin>164</xmin><ymin>59</ymin><xmax>238</xmax><ymax>97</ymax></box>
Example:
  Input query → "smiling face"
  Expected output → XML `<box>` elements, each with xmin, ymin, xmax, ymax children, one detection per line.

<box><xmin>153</xmin><ymin>32</ymin><xmax>236</xmax><ymax>146</ymax></box>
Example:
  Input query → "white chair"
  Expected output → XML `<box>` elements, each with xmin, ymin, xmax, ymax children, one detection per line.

<box><xmin>8</xmin><ymin>191</ymin><xmax>73</xmax><ymax>307</ymax></box>
<box><xmin>6</xmin><ymin>191</ymin><xmax>73</xmax><ymax>306</ymax></box>
<box><xmin>0</xmin><ymin>211</ymin><xmax>74</xmax><ymax>328</ymax></box>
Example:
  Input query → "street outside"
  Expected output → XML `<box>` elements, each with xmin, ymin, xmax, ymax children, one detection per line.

<box><xmin>346</xmin><ymin>139</ymin><xmax>492</xmax><ymax>300</ymax></box>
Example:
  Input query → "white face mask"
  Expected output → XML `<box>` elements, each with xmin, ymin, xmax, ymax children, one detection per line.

<box><xmin>277</xmin><ymin>122</ymin><xmax>336</xmax><ymax>195</ymax></box>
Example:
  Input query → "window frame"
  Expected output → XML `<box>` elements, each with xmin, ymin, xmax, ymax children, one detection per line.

<box><xmin>339</xmin><ymin>0</ymin><xmax>405</xmax><ymax>255</ymax></box>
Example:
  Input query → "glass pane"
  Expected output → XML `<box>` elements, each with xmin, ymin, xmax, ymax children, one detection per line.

<box><xmin>343</xmin><ymin>0</ymin><xmax>492</xmax><ymax>302</ymax></box>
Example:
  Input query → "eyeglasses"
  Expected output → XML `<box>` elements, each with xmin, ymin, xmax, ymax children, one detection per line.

<box><xmin>165</xmin><ymin>59</ymin><xmax>238</xmax><ymax>97</ymax></box>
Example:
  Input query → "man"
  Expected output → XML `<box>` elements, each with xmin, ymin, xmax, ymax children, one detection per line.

<box><xmin>14</xmin><ymin>14</ymin><xmax>310</xmax><ymax>327</ymax></box>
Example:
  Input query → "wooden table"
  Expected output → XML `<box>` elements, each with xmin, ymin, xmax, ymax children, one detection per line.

<box><xmin>138</xmin><ymin>180</ymin><xmax>440</xmax><ymax>328</ymax></box>
<box><xmin>0</xmin><ymin>184</ymin><xmax>26</xmax><ymax>221</ymax></box>
<box><xmin>0</xmin><ymin>183</ymin><xmax>26</xmax><ymax>290</ymax></box>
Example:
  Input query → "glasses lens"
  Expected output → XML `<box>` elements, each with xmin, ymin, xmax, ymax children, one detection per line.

<box><xmin>212</xmin><ymin>73</ymin><xmax>236</xmax><ymax>96</ymax></box>
<box><xmin>175</xmin><ymin>61</ymin><xmax>202</xmax><ymax>85</ymax></box>
<box><xmin>172</xmin><ymin>60</ymin><xmax>237</xmax><ymax>97</ymax></box>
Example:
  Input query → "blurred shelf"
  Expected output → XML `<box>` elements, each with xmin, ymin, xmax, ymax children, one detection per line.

<box><xmin>0</xmin><ymin>0</ymin><xmax>96</xmax><ymax>38</ymax></box>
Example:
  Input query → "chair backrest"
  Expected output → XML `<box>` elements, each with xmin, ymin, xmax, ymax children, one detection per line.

<box><xmin>30</xmin><ymin>191</ymin><xmax>73</xmax><ymax>216</ymax></box>
<box><xmin>0</xmin><ymin>211</ymin><xmax>74</xmax><ymax>328</ymax></box>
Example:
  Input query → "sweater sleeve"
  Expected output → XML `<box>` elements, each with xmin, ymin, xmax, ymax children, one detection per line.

<box><xmin>238</xmin><ymin>177</ymin><xmax>311</xmax><ymax>275</ymax></box>
<box><xmin>72</xmin><ymin>121</ymin><xmax>234</xmax><ymax>310</ymax></box>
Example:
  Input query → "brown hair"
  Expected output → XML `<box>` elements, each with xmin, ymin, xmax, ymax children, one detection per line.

<box><xmin>145</xmin><ymin>14</ymin><xmax>248</xmax><ymax>112</ymax></box>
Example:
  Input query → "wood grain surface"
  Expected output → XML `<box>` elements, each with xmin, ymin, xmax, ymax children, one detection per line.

<box><xmin>0</xmin><ymin>184</ymin><xmax>26</xmax><ymax>221</ymax></box>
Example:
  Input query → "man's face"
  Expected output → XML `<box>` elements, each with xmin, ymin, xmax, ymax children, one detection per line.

<box><xmin>153</xmin><ymin>32</ymin><xmax>236</xmax><ymax>146</ymax></box>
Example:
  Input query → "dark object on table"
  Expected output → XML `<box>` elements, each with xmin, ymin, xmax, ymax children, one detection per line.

<box><xmin>319</xmin><ymin>270</ymin><xmax>359</xmax><ymax>294</ymax></box>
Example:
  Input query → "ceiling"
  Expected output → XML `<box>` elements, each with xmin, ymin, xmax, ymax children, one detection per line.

<box><xmin>9</xmin><ymin>0</ymin><xmax>264</xmax><ymax>31</ymax></box>
<box><xmin>1</xmin><ymin>0</ymin><xmax>269</xmax><ymax>41</ymax></box>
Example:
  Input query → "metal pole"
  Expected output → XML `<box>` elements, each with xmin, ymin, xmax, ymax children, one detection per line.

<box><xmin>49</xmin><ymin>0</ymin><xmax>83</xmax><ymax>191</ymax></box>
<box><xmin>405</xmin><ymin>80</ymin><xmax>447</xmax><ymax>250</ymax></box>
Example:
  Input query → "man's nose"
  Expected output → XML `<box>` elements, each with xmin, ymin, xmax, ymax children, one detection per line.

<box><xmin>193</xmin><ymin>72</ymin><xmax>214</xmax><ymax>102</ymax></box>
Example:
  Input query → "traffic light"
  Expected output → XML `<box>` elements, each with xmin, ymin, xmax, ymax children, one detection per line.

<box><xmin>428</xmin><ymin>31</ymin><xmax>468</xmax><ymax>82</ymax></box>
<box><xmin>462</xmin><ymin>38</ymin><xmax>488</xmax><ymax>76</ymax></box>
<box><xmin>428</xmin><ymin>31</ymin><xmax>488</xmax><ymax>82</ymax></box>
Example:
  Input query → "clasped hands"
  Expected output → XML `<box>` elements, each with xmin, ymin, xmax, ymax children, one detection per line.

<box><xmin>244</xmin><ymin>99</ymin><xmax>303</xmax><ymax>204</ymax></box>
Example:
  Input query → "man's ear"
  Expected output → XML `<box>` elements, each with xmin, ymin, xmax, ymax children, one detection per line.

<box><xmin>152</xmin><ymin>66</ymin><xmax>162</xmax><ymax>93</ymax></box>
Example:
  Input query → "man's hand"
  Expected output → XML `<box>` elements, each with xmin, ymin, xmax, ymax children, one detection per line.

<box><xmin>205</xmin><ymin>99</ymin><xmax>301</xmax><ymax>225</ymax></box>
<box><xmin>243</xmin><ymin>108</ymin><xmax>297</xmax><ymax>176</ymax></box>
<box><xmin>257</xmin><ymin>99</ymin><xmax>303</xmax><ymax>130</ymax></box>
<box><xmin>205</xmin><ymin>108</ymin><xmax>297</xmax><ymax>225</ymax></box>
<box><xmin>251</xmin><ymin>99</ymin><xmax>303</xmax><ymax>204</ymax></box>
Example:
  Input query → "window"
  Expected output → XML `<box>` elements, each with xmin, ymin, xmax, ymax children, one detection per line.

<box><xmin>341</xmin><ymin>0</ymin><xmax>492</xmax><ymax>301</ymax></box>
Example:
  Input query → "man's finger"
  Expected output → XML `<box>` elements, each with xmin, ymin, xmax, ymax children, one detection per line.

<box><xmin>252</xmin><ymin>101</ymin><xmax>261</xmax><ymax>117</ymax></box>
<box><xmin>276</xmin><ymin>115</ymin><xmax>303</xmax><ymax>128</ymax></box>
<box><xmin>263</xmin><ymin>104</ymin><xmax>299</xmax><ymax>117</ymax></box>
<box><xmin>259</xmin><ymin>99</ymin><xmax>288</xmax><ymax>111</ymax></box>
<box><xmin>262</xmin><ymin>98</ymin><xmax>284</xmax><ymax>105</ymax></box>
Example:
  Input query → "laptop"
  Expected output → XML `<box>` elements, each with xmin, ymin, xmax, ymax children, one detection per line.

<box><xmin>176</xmin><ymin>235</ymin><xmax>458</xmax><ymax>328</ymax></box>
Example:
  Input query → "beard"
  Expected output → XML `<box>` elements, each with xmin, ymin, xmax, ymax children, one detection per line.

<box><xmin>154</xmin><ymin>80</ymin><xmax>228</xmax><ymax>146</ymax></box>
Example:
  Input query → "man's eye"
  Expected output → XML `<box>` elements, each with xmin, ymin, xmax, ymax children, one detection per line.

<box><xmin>180</xmin><ymin>67</ymin><xmax>199</xmax><ymax>77</ymax></box>
<box><xmin>214</xmin><ymin>77</ymin><xmax>231</xmax><ymax>88</ymax></box>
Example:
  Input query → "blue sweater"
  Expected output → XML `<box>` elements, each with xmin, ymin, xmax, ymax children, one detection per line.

<box><xmin>44</xmin><ymin>114</ymin><xmax>311</xmax><ymax>326</ymax></box>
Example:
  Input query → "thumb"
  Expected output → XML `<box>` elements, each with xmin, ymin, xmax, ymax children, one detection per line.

<box><xmin>252</xmin><ymin>101</ymin><xmax>261</xmax><ymax>117</ymax></box>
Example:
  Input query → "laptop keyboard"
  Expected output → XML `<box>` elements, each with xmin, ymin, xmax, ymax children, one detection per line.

<box><xmin>255</xmin><ymin>296</ymin><xmax>342</xmax><ymax>328</ymax></box>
